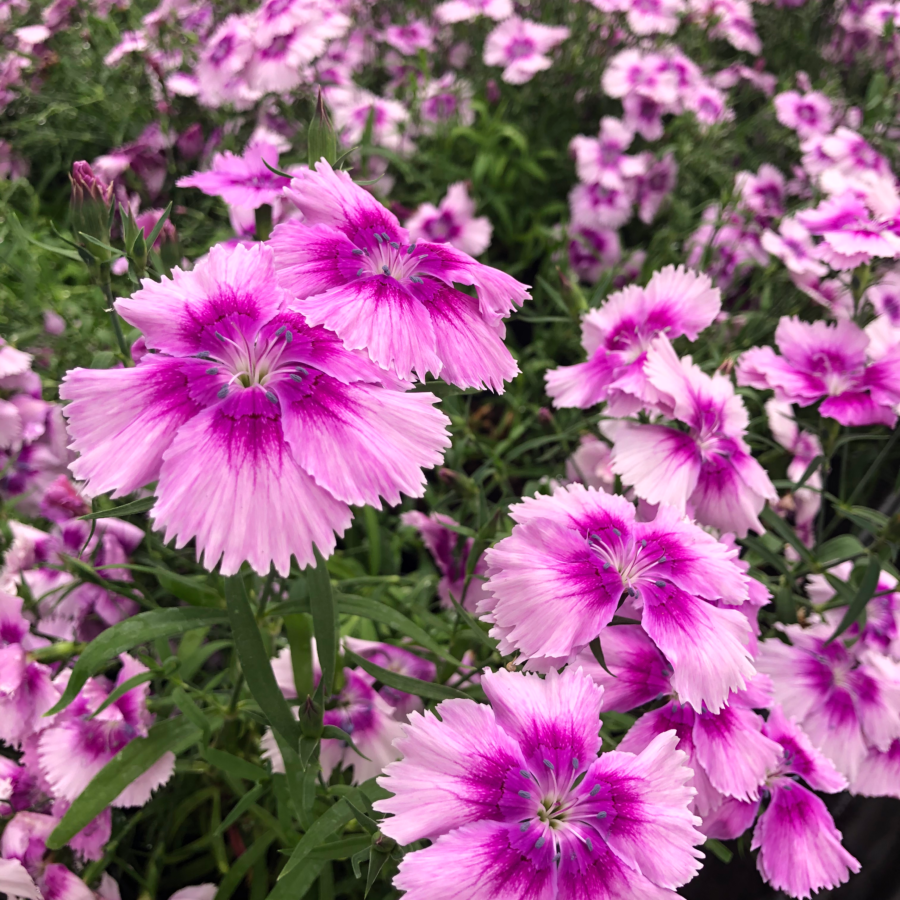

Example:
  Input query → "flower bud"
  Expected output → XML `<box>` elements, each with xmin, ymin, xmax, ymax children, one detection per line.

<box><xmin>69</xmin><ymin>161</ymin><xmax>114</xmax><ymax>264</ymax></box>
<box><xmin>308</xmin><ymin>89</ymin><xmax>338</xmax><ymax>167</ymax></box>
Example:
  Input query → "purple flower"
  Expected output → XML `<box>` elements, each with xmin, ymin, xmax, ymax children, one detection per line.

<box><xmin>567</xmin><ymin>226</ymin><xmax>622</xmax><ymax>283</ymax></box>
<box><xmin>705</xmin><ymin>707</ymin><xmax>859</xmax><ymax>899</ymax></box>
<box><xmin>546</xmin><ymin>265</ymin><xmax>721</xmax><ymax>414</ymax></box>
<box><xmin>480</xmin><ymin>485</ymin><xmax>755</xmax><ymax>712</ymax></box>
<box><xmin>434</xmin><ymin>0</ymin><xmax>513</xmax><ymax>23</ymax></box>
<box><xmin>774</xmin><ymin>89</ymin><xmax>833</xmax><ymax>138</ymax></box>
<box><xmin>737</xmin><ymin>316</ymin><xmax>900</xmax><ymax>427</ymax></box>
<box><xmin>401</xmin><ymin>511</ymin><xmax>489</xmax><ymax>611</ymax></box>
<box><xmin>177</xmin><ymin>139</ymin><xmax>295</xmax><ymax>209</ymax></box>
<box><xmin>405</xmin><ymin>183</ymin><xmax>493</xmax><ymax>257</ymax></box>
<box><xmin>757</xmin><ymin>623</ymin><xmax>900</xmax><ymax>783</ymax></box>
<box><xmin>867</xmin><ymin>269</ymin><xmax>900</xmax><ymax>326</ymax></box>
<box><xmin>382</xmin><ymin>20</ymin><xmax>436</xmax><ymax>55</ymax></box>
<box><xmin>37</xmin><ymin>654</ymin><xmax>174</xmax><ymax>806</ymax></box>
<box><xmin>569</xmin><ymin>118</ymin><xmax>646</xmax><ymax>192</ymax></box>
<box><xmin>611</xmin><ymin>338</ymin><xmax>778</xmax><ymax>536</ymax></box>
<box><xmin>565</xmin><ymin>434</ymin><xmax>616</xmax><ymax>493</ymax></box>
<box><xmin>266</xmin><ymin>647</ymin><xmax>405</xmax><ymax>783</ymax></box>
<box><xmin>325</xmin><ymin>85</ymin><xmax>412</xmax><ymax>154</ymax></box>
<box><xmin>809</xmin><ymin>562</ymin><xmax>900</xmax><ymax>661</ymax></box>
<box><xmin>580</xmin><ymin>622</ymin><xmax>777</xmax><ymax>804</ymax></box>
<box><xmin>482</xmin><ymin>17</ymin><xmax>570</xmax><ymax>85</ymax></box>
<box><xmin>270</xmin><ymin>160</ymin><xmax>528</xmax><ymax>390</ymax></box>
<box><xmin>374</xmin><ymin>667</ymin><xmax>704</xmax><ymax>899</ymax></box>
<box><xmin>736</xmin><ymin>163</ymin><xmax>786</xmax><ymax>223</ymax></box>
<box><xmin>635</xmin><ymin>151</ymin><xmax>678</xmax><ymax>223</ymax></box>
<box><xmin>761</xmin><ymin>217</ymin><xmax>828</xmax><ymax>279</ymax></box>
<box><xmin>61</xmin><ymin>242</ymin><xmax>450</xmax><ymax>577</ymax></box>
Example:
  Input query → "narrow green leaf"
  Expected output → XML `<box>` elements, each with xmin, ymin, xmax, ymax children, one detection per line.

<box><xmin>365</xmin><ymin>848</ymin><xmax>390</xmax><ymax>897</ymax></box>
<box><xmin>815</xmin><ymin>535</ymin><xmax>866</xmax><ymax>567</ymax></box>
<box><xmin>321</xmin><ymin>725</ymin><xmax>370</xmax><ymax>761</ymax></box>
<box><xmin>336</xmin><ymin>594</ymin><xmax>460</xmax><ymax>665</ymax></box>
<box><xmin>446</xmin><ymin>590</ymin><xmax>495</xmax><ymax>652</ymax></box>
<box><xmin>306</xmin><ymin>836</ymin><xmax>372</xmax><ymax>860</ymax></box>
<box><xmin>704</xmin><ymin>838</ymin><xmax>733</xmax><ymax>864</ymax></box>
<box><xmin>267</xmin><ymin>859</ymin><xmax>324</xmax><ymax>900</ymax></box>
<box><xmin>89</xmin><ymin>670</ymin><xmax>155</xmax><ymax>719</ymax></box>
<box><xmin>279</xmin><ymin>797</ymin><xmax>357</xmax><ymax>880</ymax></box>
<box><xmin>225</xmin><ymin>575</ymin><xmax>302</xmax><ymax>748</ymax></box>
<box><xmin>589</xmin><ymin>637</ymin><xmax>614</xmax><ymax>677</ymax></box>
<box><xmin>48</xmin><ymin>716</ymin><xmax>206</xmax><ymax>848</ymax></box>
<box><xmin>156</xmin><ymin>569</ymin><xmax>224</xmax><ymax>608</ymax></box>
<box><xmin>171</xmin><ymin>688</ymin><xmax>209</xmax><ymax>741</ymax></box>
<box><xmin>80</xmin><ymin>497</ymin><xmax>156</xmax><ymax>520</ymax></box>
<box><xmin>760</xmin><ymin>506</ymin><xmax>815</xmax><ymax>565</ymax></box>
<box><xmin>827</xmin><ymin>558</ymin><xmax>881</xmax><ymax>643</ymax></box>
<box><xmin>309</xmin><ymin>548</ymin><xmax>338</xmax><ymax>697</ymax></box>
<box><xmin>215</xmin><ymin>783</ymin><xmax>266</xmax><ymax>835</ymax></box>
<box><xmin>215</xmin><ymin>833</ymin><xmax>277</xmax><ymax>900</ymax></box>
<box><xmin>343</xmin><ymin>648</ymin><xmax>468</xmax><ymax>701</ymax></box>
<box><xmin>204</xmin><ymin>748</ymin><xmax>269</xmax><ymax>783</ymax></box>
<box><xmin>46</xmin><ymin>608</ymin><xmax>228</xmax><ymax>715</ymax></box>
<box><xmin>145</xmin><ymin>202</ymin><xmax>173</xmax><ymax>248</ymax></box>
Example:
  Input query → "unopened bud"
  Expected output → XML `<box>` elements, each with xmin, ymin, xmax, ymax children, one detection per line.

<box><xmin>308</xmin><ymin>89</ymin><xmax>338</xmax><ymax>167</ymax></box>
<box><xmin>70</xmin><ymin>161</ymin><xmax>114</xmax><ymax>265</ymax></box>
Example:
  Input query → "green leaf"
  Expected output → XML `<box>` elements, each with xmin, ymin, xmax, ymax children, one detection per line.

<box><xmin>365</xmin><ymin>847</ymin><xmax>391</xmax><ymax>897</ymax></box>
<box><xmin>215</xmin><ymin>783</ymin><xmax>266</xmax><ymax>836</ymax></box>
<box><xmin>336</xmin><ymin>594</ymin><xmax>460</xmax><ymax>665</ymax></box>
<box><xmin>48</xmin><ymin>715</ymin><xmax>207</xmax><ymax>849</ymax></box>
<box><xmin>171</xmin><ymin>687</ymin><xmax>210</xmax><ymax>742</ymax></box>
<box><xmin>215</xmin><ymin>833</ymin><xmax>277</xmax><ymax>900</ymax></box>
<box><xmin>309</xmin><ymin>548</ymin><xmax>338</xmax><ymax>697</ymax></box>
<box><xmin>155</xmin><ymin>569</ymin><xmax>224</xmax><ymax>608</ymax></box>
<box><xmin>80</xmin><ymin>497</ymin><xmax>156</xmax><ymax>520</ymax></box>
<box><xmin>145</xmin><ymin>202</ymin><xmax>173</xmax><ymax>248</ymax></box>
<box><xmin>760</xmin><ymin>506</ymin><xmax>815</xmax><ymax>565</ymax></box>
<box><xmin>267</xmin><ymin>859</ymin><xmax>324</xmax><ymax>900</ymax></box>
<box><xmin>343</xmin><ymin>648</ymin><xmax>469</xmax><ymax>701</ymax></box>
<box><xmin>827</xmin><ymin>557</ymin><xmax>881</xmax><ymax>643</ymax></box>
<box><xmin>321</xmin><ymin>725</ymin><xmax>370</xmax><ymax>761</ymax></box>
<box><xmin>225</xmin><ymin>575</ymin><xmax>302</xmax><ymax>748</ymax></box>
<box><xmin>89</xmin><ymin>670</ymin><xmax>155</xmax><ymax>719</ymax></box>
<box><xmin>278</xmin><ymin>796</ymin><xmax>358</xmax><ymax>880</ymax></box>
<box><xmin>815</xmin><ymin>535</ymin><xmax>866</xmax><ymax>567</ymax></box>
<box><xmin>589</xmin><ymin>637</ymin><xmax>614</xmax><ymax>677</ymax></box>
<box><xmin>704</xmin><ymin>838</ymin><xmax>733</xmax><ymax>864</ymax></box>
<box><xmin>204</xmin><ymin>748</ymin><xmax>269</xmax><ymax>783</ymax></box>
<box><xmin>306</xmin><ymin>836</ymin><xmax>372</xmax><ymax>860</ymax></box>
<box><xmin>46</xmin><ymin>607</ymin><xmax>228</xmax><ymax>715</ymax></box>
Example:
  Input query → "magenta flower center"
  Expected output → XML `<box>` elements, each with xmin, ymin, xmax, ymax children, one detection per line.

<box><xmin>587</xmin><ymin>528</ymin><xmax>664</xmax><ymax>590</ymax></box>
<box><xmin>506</xmin><ymin>36</ymin><xmax>536</xmax><ymax>60</ymax></box>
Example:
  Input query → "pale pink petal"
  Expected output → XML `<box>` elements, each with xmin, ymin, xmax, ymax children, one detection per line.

<box><xmin>152</xmin><ymin>389</ymin><xmax>352</xmax><ymax>576</ymax></box>
<box><xmin>275</xmin><ymin>374</ymin><xmax>449</xmax><ymax>508</ymax></box>
<box><xmin>59</xmin><ymin>357</ymin><xmax>206</xmax><ymax>499</ymax></box>
<box><xmin>640</xmin><ymin>581</ymin><xmax>754</xmax><ymax>713</ymax></box>
<box><xmin>375</xmin><ymin>700</ymin><xmax>531</xmax><ymax>844</ymax></box>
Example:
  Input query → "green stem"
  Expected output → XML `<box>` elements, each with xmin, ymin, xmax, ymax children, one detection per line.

<box><xmin>101</xmin><ymin>276</ymin><xmax>131</xmax><ymax>362</ymax></box>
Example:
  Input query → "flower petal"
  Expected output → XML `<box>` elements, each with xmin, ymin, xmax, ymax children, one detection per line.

<box><xmin>639</xmin><ymin>581</ymin><xmax>754</xmax><ymax>714</ymax></box>
<box><xmin>392</xmin><ymin>820</ymin><xmax>556</xmax><ymax>900</ymax></box>
<box><xmin>152</xmin><ymin>388</ymin><xmax>352</xmax><ymax>576</ymax></box>
<box><xmin>375</xmin><ymin>699</ymin><xmax>532</xmax><ymax>844</ymax></box>
<box><xmin>115</xmin><ymin>243</ymin><xmax>284</xmax><ymax>356</ymax></box>
<box><xmin>274</xmin><ymin>373</ymin><xmax>449</xmax><ymax>508</ymax></box>
<box><xmin>60</xmin><ymin>357</ymin><xmax>206</xmax><ymax>499</ymax></box>
<box><xmin>292</xmin><ymin>276</ymin><xmax>441</xmax><ymax>381</ymax></box>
